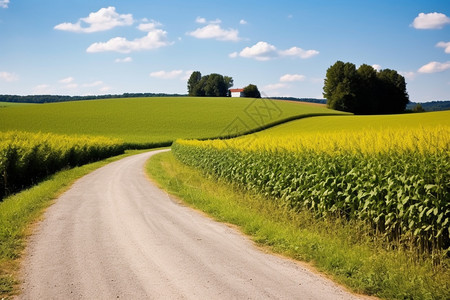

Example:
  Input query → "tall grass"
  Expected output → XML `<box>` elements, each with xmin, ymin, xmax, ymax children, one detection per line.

<box><xmin>0</xmin><ymin>131</ymin><xmax>125</xmax><ymax>199</ymax></box>
<box><xmin>173</xmin><ymin>126</ymin><xmax>450</xmax><ymax>254</ymax></box>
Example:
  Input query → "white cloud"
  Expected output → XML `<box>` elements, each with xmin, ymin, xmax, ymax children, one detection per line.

<box><xmin>372</xmin><ymin>64</ymin><xmax>382</xmax><ymax>71</ymax></box>
<box><xmin>150</xmin><ymin>70</ymin><xmax>184</xmax><ymax>79</ymax></box>
<box><xmin>240</xmin><ymin>19</ymin><xmax>247</xmax><ymax>25</ymax></box>
<box><xmin>418</xmin><ymin>61</ymin><xmax>450</xmax><ymax>73</ymax></box>
<box><xmin>87</xmin><ymin>28</ymin><xmax>172</xmax><ymax>53</ymax></box>
<box><xmin>263</xmin><ymin>83</ymin><xmax>288</xmax><ymax>91</ymax></box>
<box><xmin>54</xmin><ymin>6</ymin><xmax>133</xmax><ymax>33</ymax></box>
<box><xmin>115</xmin><ymin>57</ymin><xmax>133</xmax><ymax>63</ymax></box>
<box><xmin>412</xmin><ymin>12</ymin><xmax>450</xmax><ymax>29</ymax></box>
<box><xmin>235</xmin><ymin>41</ymin><xmax>319</xmax><ymax>61</ymax></box>
<box><xmin>0</xmin><ymin>71</ymin><xmax>18</xmax><ymax>82</ymax></box>
<box><xmin>279</xmin><ymin>46</ymin><xmax>319</xmax><ymax>59</ymax></box>
<box><xmin>137</xmin><ymin>20</ymin><xmax>162</xmax><ymax>32</ymax></box>
<box><xmin>229</xmin><ymin>51</ymin><xmax>238</xmax><ymax>58</ymax></box>
<box><xmin>239</xmin><ymin>41</ymin><xmax>278</xmax><ymax>61</ymax></box>
<box><xmin>58</xmin><ymin>76</ymin><xmax>74</xmax><ymax>84</ymax></box>
<box><xmin>196</xmin><ymin>17</ymin><xmax>206</xmax><ymax>24</ymax></box>
<box><xmin>280</xmin><ymin>74</ymin><xmax>305</xmax><ymax>82</ymax></box>
<box><xmin>82</xmin><ymin>81</ymin><xmax>103</xmax><ymax>87</ymax></box>
<box><xmin>187</xmin><ymin>24</ymin><xmax>240</xmax><ymax>42</ymax></box>
<box><xmin>0</xmin><ymin>0</ymin><xmax>9</xmax><ymax>9</ymax></box>
<box><xmin>436</xmin><ymin>41</ymin><xmax>450</xmax><ymax>54</ymax></box>
<box><xmin>399</xmin><ymin>71</ymin><xmax>416</xmax><ymax>80</ymax></box>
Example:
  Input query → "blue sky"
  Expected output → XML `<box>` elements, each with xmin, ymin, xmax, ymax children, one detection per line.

<box><xmin>0</xmin><ymin>0</ymin><xmax>449</xmax><ymax>102</ymax></box>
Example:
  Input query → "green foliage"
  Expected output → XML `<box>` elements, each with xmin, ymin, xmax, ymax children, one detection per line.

<box><xmin>187</xmin><ymin>71</ymin><xmax>202</xmax><ymax>96</ymax></box>
<box><xmin>0</xmin><ymin>97</ymin><xmax>343</xmax><ymax>145</ymax></box>
<box><xmin>324</xmin><ymin>61</ymin><xmax>409</xmax><ymax>114</ymax></box>
<box><xmin>0</xmin><ymin>131</ymin><xmax>125</xmax><ymax>199</ymax></box>
<box><xmin>187</xmin><ymin>72</ymin><xmax>232</xmax><ymax>97</ymax></box>
<box><xmin>412</xmin><ymin>104</ymin><xmax>426</xmax><ymax>113</ymax></box>
<box><xmin>172</xmin><ymin>142</ymin><xmax>449</xmax><ymax>254</ymax></box>
<box><xmin>243</xmin><ymin>84</ymin><xmax>261</xmax><ymax>98</ymax></box>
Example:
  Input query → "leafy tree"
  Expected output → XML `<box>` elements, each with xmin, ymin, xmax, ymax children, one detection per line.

<box><xmin>204</xmin><ymin>74</ymin><xmax>228</xmax><ymax>97</ymax></box>
<box><xmin>412</xmin><ymin>103</ymin><xmax>425</xmax><ymax>113</ymax></box>
<box><xmin>376</xmin><ymin>69</ymin><xmax>409</xmax><ymax>114</ymax></box>
<box><xmin>323</xmin><ymin>61</ymin><xmax>358</xmax><ymax>112</ymax></box>
<box><xmin>243</xmin><ymin>84</ymin><xmax>261</xmax><ymax>98</ymax></box>
<box><xmin>187</xmin><ymin>71</ymin><xmax>202</xmax><ymax>96</ymax></box>
<box><xmin>186</xmin><ymin>72</ymin><xmax>232</xmax><ymax>97</ymax></box>
<box><xmin>323</xmin><ymin>61</ymin><xmax>409</xmax><ymax>114</ymax></box>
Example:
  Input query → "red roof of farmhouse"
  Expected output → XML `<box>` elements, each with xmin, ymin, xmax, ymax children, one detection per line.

<box><xmin>229</xmin><ymin>88</ymin><xmax>244</xmax><ymax>92</ymax></box>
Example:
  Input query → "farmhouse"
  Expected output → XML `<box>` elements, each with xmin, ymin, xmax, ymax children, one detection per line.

<box><xmin>229</xmin><ymin>88</ymin><xmax>244</xmax><ymax>97</ymax></box>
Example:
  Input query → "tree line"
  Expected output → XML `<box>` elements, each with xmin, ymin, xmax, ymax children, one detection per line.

<box><xmin>323</xmin><ymin>61</ymin><xmax>409</xmax><ymax>114</ymax></box>
<box><xmin>0</xmin><ymin>93</ymin><xmax>185</xmax><ymax>104</ymax></box>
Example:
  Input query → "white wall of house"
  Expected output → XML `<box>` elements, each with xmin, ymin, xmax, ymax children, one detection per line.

<box><xmin>231</xmin><ymin>91</ymin><xmax>244</xmax><ymax>97</ymax></box>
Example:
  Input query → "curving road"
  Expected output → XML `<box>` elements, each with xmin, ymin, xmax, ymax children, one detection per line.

<box><xmin>19</xmin><ymin>150</ymin><xmax>361</xmax><ymax>299</ymax></box>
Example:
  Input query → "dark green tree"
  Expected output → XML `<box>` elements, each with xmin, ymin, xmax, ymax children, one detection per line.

<box><xmin>412</xmin><ymin>103</ymin><xmax>425</xmax><ymax>113</ymax></box>
<box><xmin>323</xmin><ymin>61</ymin><xmax>409</xmax><ymax>114</ymax></box>
<box><xmin>323</xmin><ymin>61</ymin><xmax>358</xmax><ymax>112</ymax></box>
<box><xmin>204</xmin><ymin>74</ymin><xmax>228</xmax><ymax>97</ymax></box>
<box><xmin>376</xmin><ymin>69</ymin><xmax>409</xmax><ymax>114</ymax></box>
<box><xmin>187</xmin><ymin>71</ymin><xmax>202</xmax><ymax>96</ymax></box>
<box><xmin>356</xmin><ymin>64</ymin><xmax>378</xmax><ymax>114</ymax></box>
<box><xmin>186</xmin><ymin>72</ymin><xmax>232</xmax><ymax>97</ymax></box>
<box><xmin>243</xmin><ymin>84</ymin><xmax>261</xmax><ymax>98</ymax></box>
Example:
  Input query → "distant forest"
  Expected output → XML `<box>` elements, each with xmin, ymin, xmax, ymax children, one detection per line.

<box><xmin>0</xmin><ymin>93</ymin><xmax>186</xmax><ymax>103</ymax></box>
<box><xmin>406</xmin><ymin>101</ymin><xmax>450</xmax><ymax>112</ymax></box>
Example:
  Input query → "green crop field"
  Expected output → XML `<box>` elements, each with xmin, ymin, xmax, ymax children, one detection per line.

<box><xmin>173</xmin><ymin>110</ymin><xmax>450</xmax><ymax>254</ymax></box>
<box><xmin>0</xmin><ymin>102</ymin><xmax>34</xmax><ymax>108</ymax></box>
<box><xmin>257</xmin><ymin>110</ymin><xmax>450</xmax><ymax>135</ymax></box>
<box><xmin>0</xmin><ymin>97</ymin><xmax>344</xmax><ymax>145</ymax></box>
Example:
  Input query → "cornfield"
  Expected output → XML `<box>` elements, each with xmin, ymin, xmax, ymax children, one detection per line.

<box><xmin>173</xmin><ymin>126</ymin><xmax>450</xmax><ymax>253</ymax></box>
<box><xmin>0</xmin><ymin>131</ymin><xmax>125</xmax><ymax>199</ymax></box>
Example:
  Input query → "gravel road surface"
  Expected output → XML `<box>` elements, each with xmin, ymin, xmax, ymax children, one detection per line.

<box><xmin>19</xmin><ymin>150</ymin><xmax>362</xmax><ymax>299</ymax></box>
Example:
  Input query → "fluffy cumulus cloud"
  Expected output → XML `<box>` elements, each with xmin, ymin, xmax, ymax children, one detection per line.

<box><xmin>279</xmin><ymin>47</ymin><xmax>319</xmax><ymax>59</ymax></box>
<box><xmin>115</xmin><ymin>57</ymin><xmax>133</xmax><ymax>63</ymax></box>
<box><xmin>87</xmin><ymin>22</ymin><xmax>172</xmax><ymax>53</ymax></box>
<box><xmin>280</xmin><ymin>74</ymin><xmax>305</xmax><ymax>82</ymax></box>
<box><xmin>412</xmin><ymin>12</ymin><xmax>450</xmax><ymax>29</ymax></box>
<box><xmin>0</xmin><ymin>0</ymin><xmax>9</xmax><ymax>8</ymax></box>
<box><xmin>436</xmin><ymin>41</ymin><xmax>450</xmax><ymax>54</ymax></box>
<box><xmin>238</xmin><ymin>41</ymin><xmax>278</xmax><ymax>61</ymax></box>
<box><xmin>0</xmin><ymin>71</ymin><xmax>18</xmax><ymax>82</ymax></box>
<box><xmin>418</xmin><ymin>61</ymin><xmax>450</xmax><ymax>73</ymax></box>
<box><xmin>187</xmin><ymin>24</ymin><xmax>240</xmax><ymax>42</ymax></box>
<box><xmin>240</xmin><ymin>19</ymin><xmax>247</xmax><ymax>25</ymax></box>
<box><xmin>54</xmin><ymin>6</ymin><xmax>133</xmax><ymax>33</ymax></box>
<box><xmin>372</xmin><ymin>64</ymin><xmax>382</xmax><ymax>71</ymax></box>
<box><xmin>231</xmin><ymin>41</ymin><xmax>319</xmax><ymax>61</ymax></box>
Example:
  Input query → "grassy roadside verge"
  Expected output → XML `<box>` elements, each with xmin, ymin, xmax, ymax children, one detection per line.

<box><xmin>0</xmin><ymin>149</ymin><xmax>161</xmax><ymax>298</ymax></box>
<box><xmin>147</xmin><ymin>151</ymin><xmax>449</xmax><ymax>300</ymax></box>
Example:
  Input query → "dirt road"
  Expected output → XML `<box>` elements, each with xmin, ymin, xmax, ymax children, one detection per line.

<box><xmin>19</xmin><ymin>150</ymin><xmax>361</xmax><ymax>299</ymax></box>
